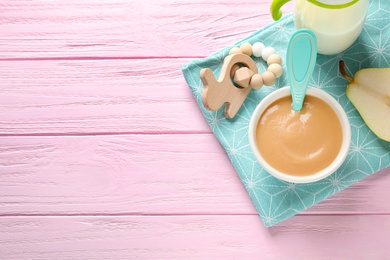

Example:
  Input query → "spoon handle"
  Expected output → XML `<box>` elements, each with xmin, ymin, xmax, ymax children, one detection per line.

<box><xmin>287</xmin><ymin>29</ymin><xmax>318</xmax><ymax>111</ymax></box>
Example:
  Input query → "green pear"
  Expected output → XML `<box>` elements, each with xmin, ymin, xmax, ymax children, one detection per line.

<box><xmin>339</xmin><ymin>61</ymin><xmax>390</xmax><ymax>142</ymax></box>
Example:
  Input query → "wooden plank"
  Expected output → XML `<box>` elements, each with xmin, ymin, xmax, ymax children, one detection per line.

<box><xmin>0</xmin><ymin>135</ymin><xmax>389</xmax><ymax>215</ymax></box>
<box><xmin>0</xmin><ymin>58</ymin><xmax>210</xmax><ymax>135</ymax></box>
<box><xmin>0</xmin><ymin>0</ymin><xmax>283</xmax><ymax>59</ymax></box>
<box><xmin>0</xmin><ymin>215</ymin><xmax>389</xmax><ymax>259</ymax></box>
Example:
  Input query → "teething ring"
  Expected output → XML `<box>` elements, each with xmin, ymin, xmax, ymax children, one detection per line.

<box><xmin>200</xmin><ymin>42</ymin><xmax>283</xmax><ymax>118</ymax></box>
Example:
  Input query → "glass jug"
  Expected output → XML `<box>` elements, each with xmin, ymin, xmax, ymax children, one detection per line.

<box><xmin>270</xmin><ymin>0</ymin><xmax>369</xmax><ymax>55</ymax></box>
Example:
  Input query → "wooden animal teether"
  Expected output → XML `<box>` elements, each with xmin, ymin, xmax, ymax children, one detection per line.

<box><xmin>200</xmin><ymin>53</ymin><xmax>258</xmax><ymax>118</ymax></box>
<box><xmin>200</xmin><ymin>42</ymin><xmax>283</xmax><ymax>118</ymax></box>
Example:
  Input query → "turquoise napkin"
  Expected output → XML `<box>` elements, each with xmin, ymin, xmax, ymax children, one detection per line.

<box><xmin>181</xmin><ymin>0</ymin><xmax>390</xmax><ymax>227</ymax></box>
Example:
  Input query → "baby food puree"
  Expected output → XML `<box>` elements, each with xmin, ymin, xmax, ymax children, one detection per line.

<box><xmin>255</xmin><ymin>95</ymin><xmax>343</xmax><ymax>176</ymax></box>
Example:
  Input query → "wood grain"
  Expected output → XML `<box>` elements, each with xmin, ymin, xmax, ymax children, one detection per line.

<box><xmin>0</xmin><ymin>59</ymin><xmax>210</xmax><ymax>135</ymax></box>
<box><xmin>0</xmin><ymin>135</ymin><xmax>389</xmax><ymax>216</ymax></box>
<box><xmin>1</xmin><ymin>215</ymin><xmax>389</xmax><ymax>259</ymax></box>
<box><xmin>0</xmin><ymin>0</ymin><xmax>280</xmax><ymax>59</ymax></box>
<box><xmin>1</xmin><ymin>0</ymin><xmax>389</xmax><ymax>258</ymax></box>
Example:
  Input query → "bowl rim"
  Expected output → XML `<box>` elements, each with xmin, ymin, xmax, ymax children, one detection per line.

<box><xmin>248</xmin><ymin>86</ymin><xmax>351</xmax><ymax>183</ymax></box>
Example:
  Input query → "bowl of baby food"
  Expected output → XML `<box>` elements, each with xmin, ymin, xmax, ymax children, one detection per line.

<box><xmin>248</xmin><ymin>86</ymin><xmax>351</xmax><ymax>183</ymax></box>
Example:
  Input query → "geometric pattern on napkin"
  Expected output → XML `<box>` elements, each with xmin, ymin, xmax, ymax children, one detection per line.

<box><xmin>181</xmin><ymin>0</ymin><xmax>390</xmax><ymax>227</ymax></box>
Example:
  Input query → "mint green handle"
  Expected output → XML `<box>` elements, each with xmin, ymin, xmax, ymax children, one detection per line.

<box><xmin>270</xmin><ymin>0</ymin><xmax>291</xmax><ymax>20</ymax></box>
<box><xmin>286</xmin><ymin>29</ymin><xmax>318</xmax><ymax>111</ymax></box>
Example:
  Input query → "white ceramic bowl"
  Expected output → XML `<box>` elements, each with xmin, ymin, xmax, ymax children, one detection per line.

<box><xmin>248</xmin><ymin>86</ymin><xmax>351</xmax><ymax>183</ymax></box>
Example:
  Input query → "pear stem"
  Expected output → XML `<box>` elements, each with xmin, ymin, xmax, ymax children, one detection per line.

<box><xmin>339</xmin><ymin>60</ymin><xmax>354</xmax><ymax>83</ymax></box>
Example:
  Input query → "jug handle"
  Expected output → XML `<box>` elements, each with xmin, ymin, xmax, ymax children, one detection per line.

<box><xmin>270</xmin><ymin>0</ymin><xmax>291</xmax><ymax>20</ymax></box>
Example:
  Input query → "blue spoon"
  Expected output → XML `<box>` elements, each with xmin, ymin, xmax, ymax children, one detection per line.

<box><xmin>286</xmin><ymin>29</ymin><xmax>318</xmax><ymax>111</ymax></box>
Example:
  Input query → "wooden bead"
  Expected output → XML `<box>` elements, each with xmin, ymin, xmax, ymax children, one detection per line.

<box><xmin>227</xmin><ymin>45</ymin><xmax>282</xmax><ymax>88</ymax></box>
<box><xmin>249</xmin><ymin>74</ymin><xmax>264</xmax><ymax>89</ymax></box>
<box><xmin>252</xmin><ymin>42</ymin><xmax>265</xmax><ymax>58</ymax></box>
<box><xmin>262</xmin><ymin>71</ymin><xmax>276</xmax><ymax>86</ymax></box>
<box><xmin>268</xmin><ymin>63</ymin><xmax>283</xmax><ymax>78</ymax></box>
<box><xmin>230</xmin><ymin>64</ymin><xmax>241</xmax><ymax>78</ymax></box>
<box><xmin>233</xmin><ymin>67</ymin><xmax>255</xmax><ymax>88</ymax></box>
<box><xmin>262</xmin><ymin>46</ymin><xmax>276</xmax><ymax>61</ymax></box>
<box><xmin>229</xmin><ymin>47</ymin><xmax>242</xmax><ymax>55</ymax></box>
<box><xmin>240</xmin><ymin>43</ymin><xmax>253</xmax><ymax>56</ymax></box>
<box><xmin>267</xmin><ymin>54</ymin><xmax>282</xmax><ymax>65</ymax></box>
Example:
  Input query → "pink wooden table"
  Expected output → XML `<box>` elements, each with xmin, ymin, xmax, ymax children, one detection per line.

<box><xmin>1</xmin><ymin>0</ymin><xmax>390</xmax><ymax>259</ymax></box>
